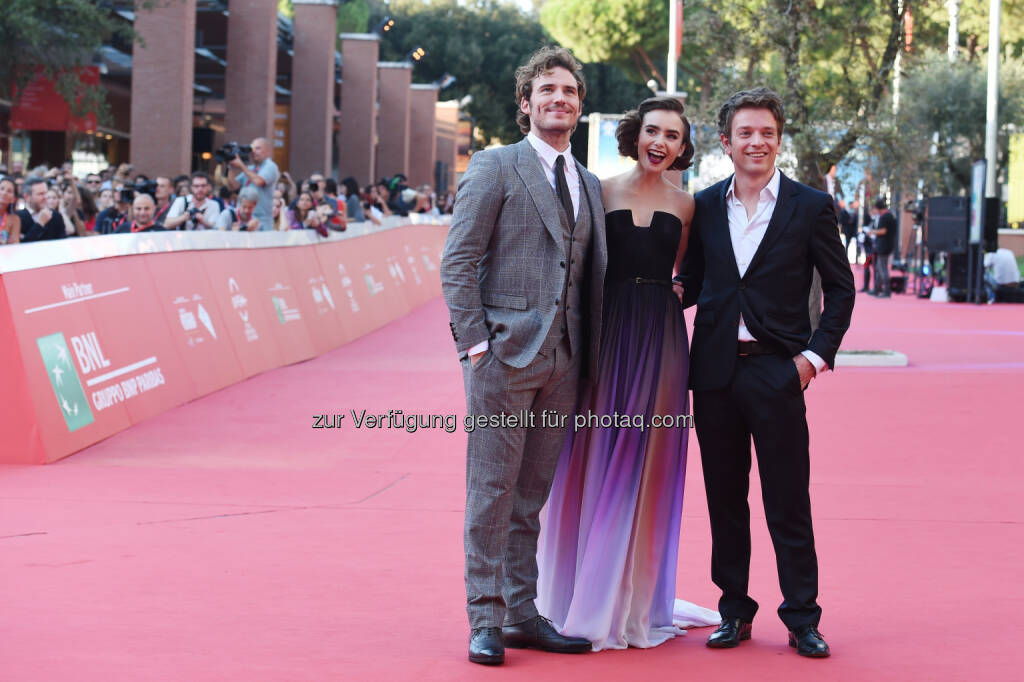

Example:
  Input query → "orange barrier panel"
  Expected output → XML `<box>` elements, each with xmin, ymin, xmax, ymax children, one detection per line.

<box><xmin>0</xmin><ymin>223</ymin><xmax>448</xmax><ymax>464</ymax></box>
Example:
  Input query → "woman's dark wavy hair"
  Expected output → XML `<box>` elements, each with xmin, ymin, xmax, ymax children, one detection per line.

<box><xmin>0</xmin><ymin>176</ymin><xmax>16</xmax><ymax>214</ymax></box>
<box><xmin>615</xmin><ymin>96</ymin><xmax>694</xmax><ymax>171</ymax></box>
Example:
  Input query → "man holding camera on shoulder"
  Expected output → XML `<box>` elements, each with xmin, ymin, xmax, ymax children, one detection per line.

<box><xmin>225</xmin><ymin>137</ymin><xmax>279</xmax><ymax>231</ymax></box>
<box><xmin>164</xmin><ymin>172</ymin><xmax>221</xmax><ymax>230</ymax></box>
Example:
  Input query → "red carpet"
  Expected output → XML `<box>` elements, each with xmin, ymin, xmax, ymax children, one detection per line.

<box><xmin>2</xmin><ymin>279</ymin><xmax>1022</xmax><ymax>680</ymax></box>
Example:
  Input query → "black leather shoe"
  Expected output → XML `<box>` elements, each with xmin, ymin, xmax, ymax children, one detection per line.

<box><xmin>788</xmin><ymin>625</ymin><xmax>831</xmax><ymax>657</ymax></box>
<box><xmin>469</xmin><ymin>627</ymin><xmax>504</xmax><ymax>665</ymax></box>
<box><xmin>502</xmin><ymin>616</ymin><xmax>591</xmax><ymax>653</ymax></box>
<box><xmin>706</xmin><ymin>617</ymin><xmax>752</xmax><ymax>648</ymax></box>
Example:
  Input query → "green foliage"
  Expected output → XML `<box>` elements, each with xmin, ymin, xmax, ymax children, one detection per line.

<box><xmin>541</xmin><ymin>0</ymin><xmax>668</xmax><ymax>70</ymax></box>
<box><xmin>337</xmin><ymin>0</ymin><xmax>370</xmax><ymax>34</ymax></box>
<box><xmin>280</xmin><ymin>1</ymin><xmax>370</xmax><ymax>38</ymax></box>
<box><xmin>869</xmin><ymin>53</ymin><xmax>1024</xmax><ymax>195</ymax></box>
<box><xmin>0</xmin><ymin>0</ymin><xmax>142</xmax><ymax>124</ymax></box>
<box><xmin>371</xmin><ymin>0</ymin><xmax>550</xmax><ymax>144</ymax></box>
<box><xmin>368</xmin><ymin>0</ymin><xmax>645</xmax><ymax>145</ymax></box>
<box><xmin>918</xmin><ymin>0</ymin><xmax>1024</xmax><ymax>60</ymax></box>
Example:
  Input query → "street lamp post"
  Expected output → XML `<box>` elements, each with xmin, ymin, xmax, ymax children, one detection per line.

<box><xmin>666</xmin><ymin>0</ymin><xmax>681</xmax><ymax>94</ymax></box>
<box><xmin>984</xmin><ymin>0</ymin><xmax>1001</xmax><ymax>201</ymax></box>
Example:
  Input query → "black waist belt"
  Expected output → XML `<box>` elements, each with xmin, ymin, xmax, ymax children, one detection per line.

<box><xmin>737</xmin><ymin>341</ymin><xmax>776</xmax><ymax>357</ymax></box>
<box><xmin>619</xmin><ymin>277</ymin><xmax>672</xmax><ymax>287</ymax></box>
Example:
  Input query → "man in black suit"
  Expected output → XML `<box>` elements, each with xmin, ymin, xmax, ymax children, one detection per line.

<box><xmin>677</xmin><ymin>88</ymin><xmax>855</xmax><ymax>658</ymax></box>
<box><xmin>17</xmin><ymin>178</ymin><xmax>67</xmax><ymax>242</ymax></box>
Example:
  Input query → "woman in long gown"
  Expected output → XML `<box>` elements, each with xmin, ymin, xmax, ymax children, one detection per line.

<box><xmin>536</xmin><ymin>97</ymin><xmax>719</xmax><ymax>651</ymax></box>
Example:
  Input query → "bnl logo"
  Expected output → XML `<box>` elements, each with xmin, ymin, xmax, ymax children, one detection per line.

<box><xmin>36</xmin><ymin>332</ymin><xmax>95</xmax><ymax>432</ymax></box>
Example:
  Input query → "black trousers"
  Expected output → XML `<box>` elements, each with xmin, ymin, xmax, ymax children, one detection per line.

<box><xmin>693</xmin><ymin>354</ymin><xmax>822</xmax><ymax>630</ymax></box>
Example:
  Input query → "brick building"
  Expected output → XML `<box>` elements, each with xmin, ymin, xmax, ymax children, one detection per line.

<box><xmin>0</xmin><ymin>0</ymin><xmax>457</xmax><ymax>190</ymax></box>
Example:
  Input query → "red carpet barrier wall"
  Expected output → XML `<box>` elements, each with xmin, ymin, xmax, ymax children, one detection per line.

<box><xmin>0</xmin><ymin>223</ymin><xmax>448</xmax><ymax>465</ymax></box>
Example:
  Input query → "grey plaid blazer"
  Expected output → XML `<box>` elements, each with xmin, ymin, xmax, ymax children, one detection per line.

<box><xmin>441</xmin><ymin>138</ymin><xmax>607</xmax><ymax>379</ymax></box>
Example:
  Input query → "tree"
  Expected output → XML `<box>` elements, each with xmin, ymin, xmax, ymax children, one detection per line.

<box><xmin>368</xmin><ymin>0</ymin><xmax>646</xmax><ymax>145</ymax></box>
<box><xmin>0</xmin><ymin>0</ymin><xmax>145</xmax><ymax>124</ymax></box>
<box><xmin>337</xmin><ymin>0</ymin><xmax>370</xmax><ymax>34</ymax></box>
<box><xmin>280</xmin><ymin>0</ymin><xmax>370</xmax><ymax>36</ymax></box>
<box><xmin>541</xmin><ymin>0</ymin><xmax>909</xmax><ymax>189</ymax></box>
<box><xmin>867</xmin><ymin>53</ymin><xmax>1024</xmax><ymax>195</ymax></box>
<box><xmin>540</xmin><ymin>0</ymin><xmax>673</xmax><ymax>86</ymax></box>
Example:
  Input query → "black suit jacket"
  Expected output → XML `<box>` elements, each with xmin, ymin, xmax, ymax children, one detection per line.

<box><xmin>679</xmin><ymin>172</ymin><xmax>856</xmax><ymax>391</ymax></box>
<box><xmin>16</xmin><ymin>209</ymin><xmax>67</xmax><ymax>242</ymax></box>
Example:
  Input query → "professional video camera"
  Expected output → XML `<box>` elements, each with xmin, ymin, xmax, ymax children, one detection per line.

<box><xmin>118</xmin><ymin>176</ymin><xmax>156</xmax><ymax>203</ymax></box>
<box><xmin>904</xmin><ymin>198</ymin><xmax>925</xmax><ymax>224</ymax></box>
<box><xmin>215</xmin><ymin>141</ymin><xmax>252</xmax><ymax>164</ymax></box>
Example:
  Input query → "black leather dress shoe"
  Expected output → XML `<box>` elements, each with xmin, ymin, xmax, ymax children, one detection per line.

<box><xmin>502</xmin><ymin>616</ymin><xmax>591</xmax><ymax>653</ymax></box>
<box><xmin>469</xmin><ymin>627</ymin><xmax>504</xmax><ymax>665</ymax></box>
<box><xmin>788</xmin><ymin>625</ymin><xmax>831</xmax><ymax>657</ymax></box>
<box><xmin>706</xmin><ymin>617</ymin><xmax>752</xmax><ymax>648</ymax></box>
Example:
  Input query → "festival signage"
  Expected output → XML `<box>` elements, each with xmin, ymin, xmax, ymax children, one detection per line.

<box><xmin>10</xmin><ymin>67</ymin><xmax>100</xmax><ymax>133</ymax></box>
<box><xmin>200</xmin><ymin>250</ymin><xmax>286</xmax><ymax>379</ymax></box>
<box><xmin>146</xmin><ymin>251</ymin><xmax>245</xmax><ymax>398</ymax></box>
<box><xmin>0</xmin><ymin>224</ymin><xmax>449</xmax><ymax>464</ymax></box>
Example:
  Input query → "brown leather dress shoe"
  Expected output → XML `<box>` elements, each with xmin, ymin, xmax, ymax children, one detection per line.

<box><xmin>706</xmin><ymin>617</ymin><xmax>753</xmax><ymax>648</ymax></box>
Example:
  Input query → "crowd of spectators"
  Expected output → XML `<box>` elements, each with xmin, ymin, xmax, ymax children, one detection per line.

<box><xmin>0</xmin><ymin>135</ymin><xmax>455</xmax><ymax>246</ymax></box>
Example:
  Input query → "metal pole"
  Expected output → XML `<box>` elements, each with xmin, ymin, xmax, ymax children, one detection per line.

<box><xmin>984</xmin><ymin>0</ymin><xmax>1001</xmax><ymax>199</ymax></box>
<box><xmin>667</xmin><ymin>0</ymin><xmax>679</xmax><ymax>94</ymax></box>
<box><xmin>947</xmin><ymin>0</ymin><xmax>960</xmax><ymax>62</ymax></box>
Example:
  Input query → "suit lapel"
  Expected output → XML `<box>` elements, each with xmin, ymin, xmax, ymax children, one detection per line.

<box><xmin>512</xmin><ymin>139</ymin><xmax>564</xmax><ymax>247</ymax></box>
<box><xmin>575</xmin><ymin>159</ymin><xmax>607</xmax><ymax>268</ymax></box>
<box><xmin>715</xmin><ymin>177</ymin><xmax>742</xmax><ymax>280</ymax></box>
<box><xmin>745</xmin><ymin>172</ymin><xmax>798</xmax><ymax>275</ymax></box>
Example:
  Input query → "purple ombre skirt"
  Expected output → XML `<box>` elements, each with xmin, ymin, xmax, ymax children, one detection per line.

<box><xmin>536</xmin><ymin>279</ymin><xmax>719</xmax><ymax>650</ymax></box>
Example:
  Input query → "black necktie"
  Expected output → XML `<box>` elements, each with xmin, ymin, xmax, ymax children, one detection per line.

<box><xmin>554</xmin><ymin>154</ymin><xmax>575</xmax><ymax>227</ymax></box>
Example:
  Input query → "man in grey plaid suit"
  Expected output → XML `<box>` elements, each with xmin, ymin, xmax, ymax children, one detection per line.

<box><xmin>441</xmin><ymin>46</ymin><xmax>608</xmax><ymax>666</ymax></box>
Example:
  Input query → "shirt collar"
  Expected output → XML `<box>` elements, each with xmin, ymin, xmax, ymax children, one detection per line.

<box><xmin>726</xmin><ymin>167</ymin><xmax>781</xmax><ymax>203</ymax></box>
<box><xmin>527</xmin><ymin>131</ymin><xmax>574</xmax><ymax>171</ymax></box>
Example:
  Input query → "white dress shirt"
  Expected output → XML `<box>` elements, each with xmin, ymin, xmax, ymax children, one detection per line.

<box><xmin>526</xmin><ymin>131</ymin><xmax>579</xmax><ymax>220</ymax></box>
<box><xmin>726</xmin><ymin>168</ymin><xmax>826</xmax><ymax>374</ymax></box>
<box><xmin>468</xmin><ymin>134</ymin><xmax>581</xmax><ymax>358</ymax></box>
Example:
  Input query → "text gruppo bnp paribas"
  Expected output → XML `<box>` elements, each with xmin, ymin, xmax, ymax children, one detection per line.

<box><xmin>72</xmin><ymin>331</ymin><xmax>166</xmax><ymax>410</ymax></box>
<box><xmin>312</xmin><ymin>410</ymin><xmax>694</xmax><ymax>434</ymax></box>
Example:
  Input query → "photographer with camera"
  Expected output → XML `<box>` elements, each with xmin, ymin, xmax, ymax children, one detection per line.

<box><xmin>95</xmin><ymin>186</ymin><xmax>133</xmax><ymax>234</ymax></box>
<box><xmin>224</xmin><ymin>137</ymin><xmax>279</xmax><ymax>231</ymax></box>
<box><xmin>215</xmin><ymin>186</ymin><xmax>261</xmax><ymax>232</ymax></box>
<box><xmin>306</xmin><ymin>175</ymin><xmax>345</xmax><ymax>231</ymax></box>
<box><xmin>164</xmin><ymin>172</ymin><xmax>221</xmax><ymax>230</ymax></box>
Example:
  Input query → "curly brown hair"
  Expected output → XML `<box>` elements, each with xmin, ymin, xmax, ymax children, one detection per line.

<box><xmin>615</xmin><ymin>96</ymin><xmax>694</xmax><ymax>171</ymax></box>
<box><xmin>514</xmin><ymin>46</ymin><xmax>586</xmax><ymax>135</ymax></box>
<box><xmin>717</xmin><ymin>87</ymin><xmax>785</xmax><ymax>141</ymax></box>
